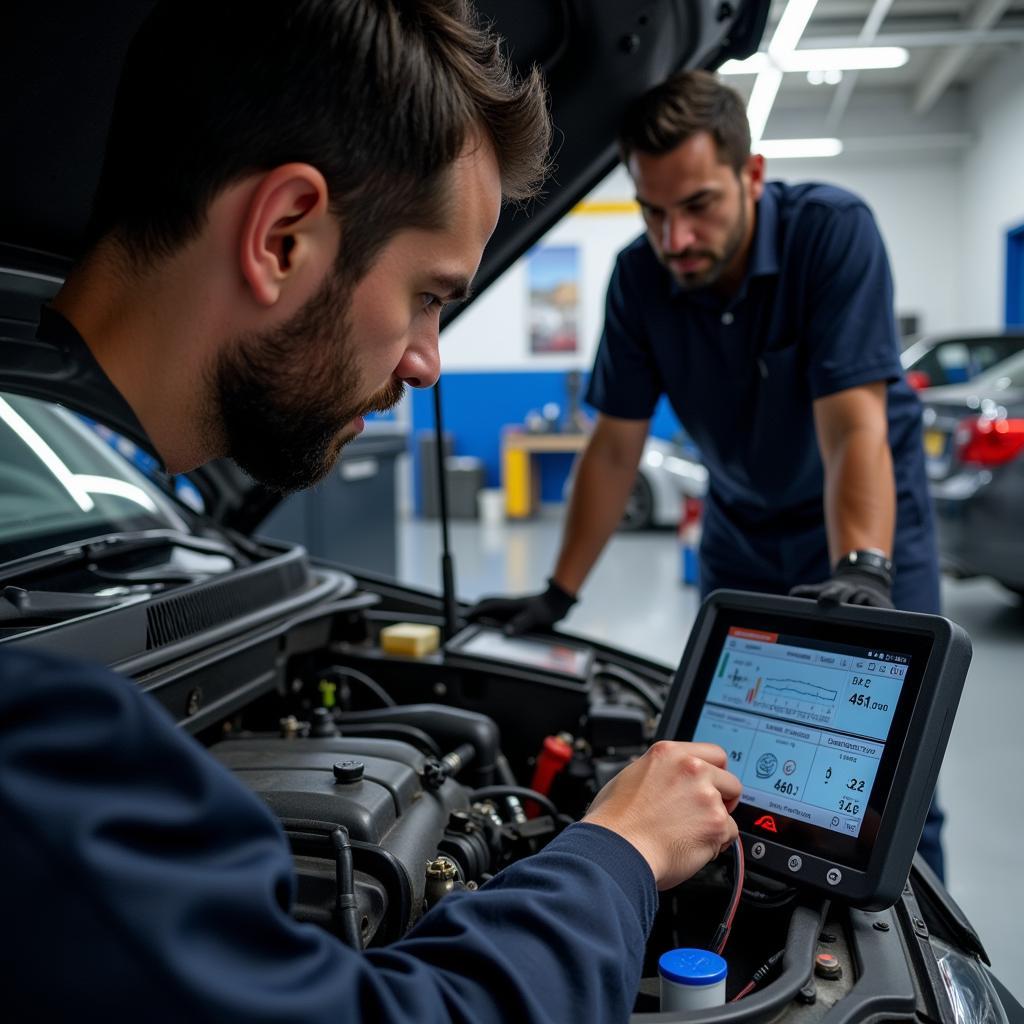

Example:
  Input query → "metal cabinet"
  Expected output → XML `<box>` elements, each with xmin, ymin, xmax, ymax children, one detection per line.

<box><xmin>260</xmin><ymin>425</ymin><xmax>407</xmax><ymax>577</ymax></box>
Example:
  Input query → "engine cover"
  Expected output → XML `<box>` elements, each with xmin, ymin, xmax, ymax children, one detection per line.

<box><xmin>210</xmin><ymin>736</ymin><xmax>470</xmax><ymax>944</ymax></box>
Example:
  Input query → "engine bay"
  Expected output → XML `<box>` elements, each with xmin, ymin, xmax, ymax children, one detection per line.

<box><xmin>84</xmin><ymin>560</ymin><xmax>970</xmax><ymax>1023</ymax></box>
<box><xmin>5</xmin><ymin>539</ymin><xmax>996</xmax><ymax>1022</ymax></box>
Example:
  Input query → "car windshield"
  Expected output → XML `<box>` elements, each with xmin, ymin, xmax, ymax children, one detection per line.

<box><xmin>903</xmin><ymin>335</ymin><xmax>1024</xmax><ymax>387</ymax></box>
<box><xmin>968</xmin><ymin>348</ymin><xmax>1024</xmax><ymax>391</ymax></box>
<box><xmin>0</xmin><ymin>391</ymin><xmax>191</xmax><ymax>565</ymax></box>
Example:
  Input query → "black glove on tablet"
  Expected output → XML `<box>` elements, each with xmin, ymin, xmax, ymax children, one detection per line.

<box><xmin>466</xmin><ymin>579</ymin><xmax>577</xmax><ymax>635</ymax></box>
<box><xmin>790</xmin><ymin>563</ymin><xmax>894</xmax><ymax>609</ymax></box>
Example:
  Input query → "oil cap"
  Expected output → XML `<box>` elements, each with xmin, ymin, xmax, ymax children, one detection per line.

<box><xmin>333</xmin><ymin>760</ymin><xmax>365</xmax><ymax>784</ymax></box>
<box><xmin>814</xmin><ymin>953</ymin><xmax>842</xmax><ymax>980</ymax></box>
<box><xmin>658</xmin><ymin>949</ymin><xmax>727</xmax><ymax>1012</ymax></box>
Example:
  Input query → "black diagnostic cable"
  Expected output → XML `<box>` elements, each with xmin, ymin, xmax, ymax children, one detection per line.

<box><xmin>591</xmin><ymin>665</ymin><xmax>665</xmax><ymax>713</ymax></box>
<box><xmin>469</xmin><ymin>785</ymin><xmax>563</xmax><ymax>821</ymax></box>
<box><xmin>337</xmin><ymin>723</ymin><xmax>443</xmax><ymax>758</ymax></box>
<box><xmin>711</xmin><ymin>837</ymin><xmax>745</xmax><ymax>955</ymax></box>
<box><xmin>740</xmin><ymin>880</ymin><xmax>799</xmax><ymax>909</ymax></box>
<box><xmin>320</xmin><ymin>666</ymin><xmax>396</xmax><ymax>708</ymax></box>
<box><xmin>331</xmin><ymin>827</ymin><xmax>363</xmax><ymax>950</ymax></box>
<box><xmin>730</xmin><ymin>949</ymin><xmax>785</xmax><ymax>1002</ymax></box>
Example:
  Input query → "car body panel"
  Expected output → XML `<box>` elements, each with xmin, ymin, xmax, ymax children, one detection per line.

<box><xmin>921</xmin><ymin>353</ymin><xmax>1024</xmax><ymax>591</ymax></box>
<box><xmin>635</xmin><ymin>435</ymin><xmax>708</xmax><ymax>528</ymax></box>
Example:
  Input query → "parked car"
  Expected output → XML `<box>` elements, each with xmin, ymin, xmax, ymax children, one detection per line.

<box><xmin>624</xmin><ymin>435</ymin><xmax>708</xmax><ymax>529</ymax></box>
<box><xmin>921</xmin><ymin>349</ymin><xmax>1024</xmax><ymax>595</ymax></box>
<box><xmin>563</xmin><ymin>434</ymin><xmax>708</xmax><ymax>531</ymax></box>
<box><xmin>901</xmin><ymin>332</ymin><xmax>1024</xmax><ymax>391</ymax></box>
<box><xmin>2</xmin><ymin>1</ymin><xmax>1020</xmax><ymax>1021</ymax></box>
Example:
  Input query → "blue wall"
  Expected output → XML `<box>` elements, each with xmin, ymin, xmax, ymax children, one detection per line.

<box><xmin>411</xmin><ymin>371</ymin><xmax>680</xmax><ymax>514</ymax></box>
<box><xmin>1007</xmin><ymin>223</ymin><xmax>1024</xmax><ymax>328</ymax></box>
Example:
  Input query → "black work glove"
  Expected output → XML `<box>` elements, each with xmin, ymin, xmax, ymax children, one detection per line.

<box><xmin>465</xmin><ymin>579</ymin><xmax>577</xmax><ymax>635</ymax></box>
<box><xmin>790</xmin><ymin>564</ymin><xmax>894</xmax><ymax>609</ymax></box>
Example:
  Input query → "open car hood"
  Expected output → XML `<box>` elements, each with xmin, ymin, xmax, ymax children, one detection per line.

<box><xmin>0</xmin><ymin>0</ymin><xmax>769</xmax><ymax>533</ymax></box>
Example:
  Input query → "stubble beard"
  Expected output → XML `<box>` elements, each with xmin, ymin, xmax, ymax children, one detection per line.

<box><xmin>213</xmin><ymin>270</ymin><xmax>405</xmax><ymax>494</ymax></box>
<box><xmin>663</xmin><ymin>183</ymin><xmax>748</xmax><ymax>291</ymax></box>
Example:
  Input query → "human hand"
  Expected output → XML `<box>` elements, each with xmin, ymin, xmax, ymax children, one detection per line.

<box><xmin>465</xmin><ymin>579</ymin><xmax>577</xmax><ymax>635</ymax></box>
<box><xmin>583</xmin><ymin>742</ymin><xmax>741</xmax><ymax>890</ymax></box>
<box><xmin>790</xmin><ymin>564</ymin><xmax>894</xmax><ymax>609</ymax></box>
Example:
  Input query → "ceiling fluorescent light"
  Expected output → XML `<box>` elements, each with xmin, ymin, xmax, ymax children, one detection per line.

<box><xmin>746</xmin><ymin>69</ymin><xmax>784</xmax><ymax>145</ymax></box>
<box><xmin>757</xmin><ymin>138</ymin><xmax>844</xmax><ymax>158</ymax></box>
<box><xmin>743</xmin><ymin>0</ymin><xmax>820</xmax><ymax>145</ymax></box>
<box><xmin>74</xmin><ymin>475</ymin><xmax>159</xmax><ymax>513</ymax></box>
<box><xmin>720</xmin><ymin>46</ymin><xmax>908</xmax><ymax>75</ymax></box>
<box><xmin>0</xmin><ymin>396</ymin><xmax>95</xmax><ymax>511</ymax></box>
<box><xmin>720</xmin><ymin>54</ymin><xmax>770</xmax><ymax>75</ymax></box>
<box><xmin>787</xmin><ymin>46</ymin><xmax>908</xmax><ymax>71</ymax></box>
<box><xmin>769</xmin><ymin>0</ymin><xmax>821</xmax><ymax>56</ymax></box>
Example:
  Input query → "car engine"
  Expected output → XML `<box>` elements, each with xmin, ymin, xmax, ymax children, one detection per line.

<box><xmin>208</xmin><ymin>704</ymin><xmax>568</xmax><ymax>949</ymax></box>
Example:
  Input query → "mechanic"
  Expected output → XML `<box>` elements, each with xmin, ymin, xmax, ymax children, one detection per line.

<box><xmin>2</xmin><ymin>3</ymin><xmax>742</xmax><ymax>1022</ymax></box>
<box><xmin>469</xmin><ymin>70</ymin><xmax>946</xmax><ymax>877</ymax></box>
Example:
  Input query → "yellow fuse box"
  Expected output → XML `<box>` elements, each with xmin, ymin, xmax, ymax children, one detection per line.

<box><xmin>380</xmin><ymin>623</ymin><xmax>441</xmax><ymax>658</ymax></box>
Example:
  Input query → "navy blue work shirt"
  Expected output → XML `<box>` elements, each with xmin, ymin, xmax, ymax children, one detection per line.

<box><xmin>586</xmin><ymin>181</ymin><xmax>935</xmax><ymax>604</ymax></box>
<box><xmin>0</xmin><ymin>648</ymin><xmax>657</xmax><ymax>1023</ymax></box>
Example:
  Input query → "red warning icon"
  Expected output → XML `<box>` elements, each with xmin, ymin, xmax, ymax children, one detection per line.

<box><xmin>754</xmin><ymin>814</ymin><xmax>778</xmax><ymax>833</ymax></box>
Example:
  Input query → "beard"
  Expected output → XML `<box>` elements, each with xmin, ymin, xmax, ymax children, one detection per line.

<box><xmin>661</xmin><ymin>185</ymin><xmax>748</xmax><ymax>291</ymax></box>
<box><xmin>212</xmin><ymin>269</ymin><xmax>405</xmax><ymax>494</ymax></box>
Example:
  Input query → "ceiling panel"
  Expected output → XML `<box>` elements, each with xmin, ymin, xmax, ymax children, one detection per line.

<box><xmin>743</xmin><ymin>0</ymin><xmax>1024</xmax><ymax>144</ymax></box>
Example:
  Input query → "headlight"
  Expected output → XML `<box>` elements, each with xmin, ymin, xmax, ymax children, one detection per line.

<box><xmin>933</xmin><ymin>940</ymin><xmax>1009</xmax><ymax>1024</ymax></box>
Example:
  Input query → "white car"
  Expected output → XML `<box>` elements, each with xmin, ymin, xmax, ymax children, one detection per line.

<box><xmin>563</xmin><ymin>435</ymin><xmax>708</xmax><ymax>530</ymax></box>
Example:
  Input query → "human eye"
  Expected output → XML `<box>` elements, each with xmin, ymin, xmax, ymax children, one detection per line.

<box><xmin>421</xmin><ymin>293</ymin><xmax>445</xmax><ymax>314</ymax></box>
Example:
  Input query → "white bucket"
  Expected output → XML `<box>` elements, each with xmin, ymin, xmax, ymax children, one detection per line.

<box><xmin>477</xmin><ymin>488</ymin><xmax>505</xmax><ymax>527</ymax></box>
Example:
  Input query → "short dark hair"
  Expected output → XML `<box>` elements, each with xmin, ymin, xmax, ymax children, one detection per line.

<box><xmin>617</xmin><ymin>70</ymin><xmax>750</xmax><ymax>174</ymax></box>
<box><xmin>89</xmin><ymin>0</ymin><xmax>550</xmax><ymax>277</ymax></box>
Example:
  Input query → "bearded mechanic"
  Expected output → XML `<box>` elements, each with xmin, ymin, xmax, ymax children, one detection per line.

<box><xmin>470</xmin><ymin>71</ymin><xmax>945</xmax><ymax>878</ymax></box>
<box><xmin>0</xmin><ymin>2</ymin><xmax>745</xmax><ymax>1022</ymax></box>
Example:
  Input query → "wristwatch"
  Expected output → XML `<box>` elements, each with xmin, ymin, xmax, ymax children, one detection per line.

<box><xmin>835</xmin><ymin>548</ymin><xmax>893</xmax><ymax>584</ymax></box>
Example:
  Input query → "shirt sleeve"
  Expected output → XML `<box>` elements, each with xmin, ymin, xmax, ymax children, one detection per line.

<box><xmin>799</xmin><ymin>201</ymin><xmax>904</xmax><ymax>400</ymax></box>
<box><xmin>585</xmin><ymin>248</ymin><xmax>662</xmax><ymax>420</ymax></box>
<box><xmin>0</xmin><ymin>649</ymin><xmax>657</xmax><ymax>1024</ymax></box>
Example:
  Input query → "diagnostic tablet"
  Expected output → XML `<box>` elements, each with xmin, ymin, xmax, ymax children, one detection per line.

<box><xmin>657</xmin><ymin>591</ymin><xmax>971</xmax><ymax>909</ymax></box>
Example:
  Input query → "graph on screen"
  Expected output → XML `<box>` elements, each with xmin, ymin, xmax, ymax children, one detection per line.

<box><xmin>709</xmin><ymin>635</ymin><xmax>906</xmax><ymax>739</ymax></box>
<box><xmin>714</xmin><ymin>655</ymin><xmax>841</xmax><ymax>726</ymax></box>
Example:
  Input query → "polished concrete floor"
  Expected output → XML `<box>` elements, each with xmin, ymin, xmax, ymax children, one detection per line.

<box><xmin>400</xmin><ymin>514</ymin><xmax>1024</xmax><ymax>1000</ymax></box>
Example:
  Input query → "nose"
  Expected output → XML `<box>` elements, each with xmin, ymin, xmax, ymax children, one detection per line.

<box><xmin>394</xmin><ymin>323</ymin><xmax>441</xmax><ymax>389</ymax></box>
<box><xmin>663</xmin><ymin>211</ymin><xmax>696</xmax><ymax>255</ymax></box>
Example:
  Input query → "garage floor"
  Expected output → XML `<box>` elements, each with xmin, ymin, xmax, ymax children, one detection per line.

<box><xmin>400</xmin><ymin>515</ymin><xmax>1024</xmax><ymax>1001</ymax></box>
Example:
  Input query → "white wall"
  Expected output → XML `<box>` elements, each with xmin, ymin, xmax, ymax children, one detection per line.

<box><xmin>960</xmin><ymin>51</ymin><xmax>1024</xmax><ymax>331</ymax></box>
<box><xmin>440</xmin><ymin>166</ymin><xmax>643</xmax><ymax>372</ymax></box>
<box><xmin>768</xmin><ymin>151</ymin><xmax>963</xmax><ymax>336</ymax></box>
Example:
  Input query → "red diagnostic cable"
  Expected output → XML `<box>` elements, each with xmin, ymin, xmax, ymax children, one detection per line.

<box><xmin>731</xmin><ymin>981</ymin><xmax>757</xmax><ymax>1003</ymax></box>
<box><xmin>712</xmin><ymin>837</ymin><xmax>745</xmax><ymax>955</ymax></box>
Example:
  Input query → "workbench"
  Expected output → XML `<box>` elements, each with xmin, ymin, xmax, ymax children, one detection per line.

<box><xmin>501</xmin><ymin>430</ymin><xmax>590</xmax><ymax>518</ymax></box>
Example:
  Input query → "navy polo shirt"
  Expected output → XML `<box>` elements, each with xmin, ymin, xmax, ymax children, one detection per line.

<box><xmin>586</xmin><ymin>182</ymin><xmax>932</xmax><ymax>547</ymax></box>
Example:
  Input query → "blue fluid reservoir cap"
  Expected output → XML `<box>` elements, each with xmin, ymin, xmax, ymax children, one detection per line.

<box><xmin>658</xmin><ymin>949</ymin><xmax>728</xmax><ymax>987</ymax></box>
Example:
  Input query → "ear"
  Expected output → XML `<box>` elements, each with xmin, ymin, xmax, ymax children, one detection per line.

<box><xmin>744</xmin><ymin>153</ymin><xmax>766</xmax><ymax>202</ymax></box>
<box><xmin>238</xmin><ymin>163</ymin><xmax>335</xmax><ymax>307</ymax></box>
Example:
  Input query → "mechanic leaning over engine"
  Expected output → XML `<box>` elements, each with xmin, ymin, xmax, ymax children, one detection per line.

<box><xmin>1</xmin><ymin>2</ymin><xmax>745</xmax><ymax>1022</ymax></box>
<box><xmin>470</xmin><ymin>70</ymin><xmax>946</xmax><ymax>879</ymax></box>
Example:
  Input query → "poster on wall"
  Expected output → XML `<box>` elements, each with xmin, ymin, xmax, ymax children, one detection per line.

<box><xmin>527</xmin><ymin>245</ymin><xmax>579</xmax><ymax>354</ymax></box>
